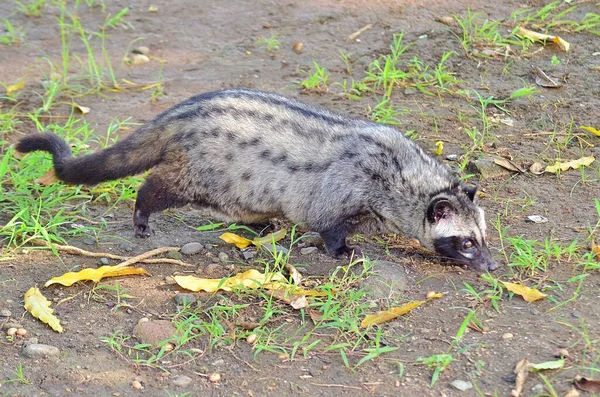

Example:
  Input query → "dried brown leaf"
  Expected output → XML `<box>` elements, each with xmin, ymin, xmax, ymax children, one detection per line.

<box><xmin>574</xmin><ymin>376</ymin><xmax>600</xmax><ymax>393</ymax></box>
<box><xmin>34</xmin><ymin>169</ymin><xmax>58</xmax><ymax>185</ymax></box>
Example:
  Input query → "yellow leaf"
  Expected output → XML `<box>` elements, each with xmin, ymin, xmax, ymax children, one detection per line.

<box><xmin>220</xmin><ymin>229</ymin><xmax>288</xmax><ymax>249</ymax></box>
<box><xmin>73</xmin><ymin>103</ymin><xmax>90</xmax><ymax>114</ymax></box>
<box><xmin>518</xmin><ymin>26</ymin><xmax>570</xmax><ymax>51</ymax></box>
<box><xmin>433</xmin><ymin>141</ymin><xmax>444</xmax><ymax>156</ymax></box>
<box><xmin>591</xmin><ymin>240</ymin><xmax>600</xmax><ymax>259</ymax></box>
<box><xmin>579</xmin><ymin>126</ymin><xmax>600</xmax><ymax>137</ymax></box>
<box><xmin>265</xmin><ymin>281</ymin><xmax>329</xmax><ymax>297</ymax></box>
<box><xmin>174</xmin><ymin>269</ymin><xmax>285</xmax><ymax>292</ymax></box>
<box><xmin>44</xmin><ymin>266</ymin><xmax>149</xmax><ymax>287</ymax></box>
<box><xmin>6</xmin><ymin>81</ymin><xmax>26</xmax><ymax>96</ymax></box>
<box><xmin>502</xmin><ymin>281</ymin><xmax>547</xmax><ymax>302</ymax></box>
<box><xmin>219</xmin><ymin>232</ymin><xmax>253</xmax><ymax>248</ymax></box>
<box><xmin>361</xmin><ymin>300</ymin><xmax>426</xmax><ymax>328</ymax></box>
<box><xmin>252</xmin><ymin>228</ymin><xmax>287</xmax><ymax>247</ymax></box>
<box><xmin>24</xmin><ymin>287</ymin><xmax>63</xmax><ymax>333</ymax></box>
<box><xmin>545</xmin><ymin>156</ymin><xmax>595</xmax><ymax>173</ymax></box>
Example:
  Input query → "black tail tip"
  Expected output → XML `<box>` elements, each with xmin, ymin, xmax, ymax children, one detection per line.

<box><xmin>14</xmin><ymin>133</ymin><xmax>72</xmax><ymax>158</ymax></box>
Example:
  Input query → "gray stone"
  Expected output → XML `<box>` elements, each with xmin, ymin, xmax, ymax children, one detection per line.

<box><xmin>262</xmin><ymin>243</ymin><xmax>289</xmax><ymax>254</ymax></box>
<box><xmin>0</xmin><ymin>309</ymin><xmax>11</xmax><ymax>317</ymax></box>
<box><xmin>22</xmin><ymin>343</ymin><xmax>60</xmax><ymax>359</ymax></box>
<box><xmin>98</xmin><ymin>257</ymin><xmax>109</xmax><ymax>266</ymax></box>
<box><xmin>300</xmin><ymin>247</ymin><xmax>318</xmax><ymax>255</ymax></box>
<box><xmin>172</xmin><ymin>374</ymin><xmax>193</xmax><ymax>387</ymax></box>
<box><xmin>531</xmin><ymin>384</ymin><xmax>544</xmax><ymax>394</ymax></box>
<box><xmin>218</xmin><ymin>252</ymin><xmax>229</xmax><ymax>262</ymax></box>
<box><xmin>242</xmin><ymin>250</ymin><xmax>255</xmax><ymax>260</ymax></box>
<box><xmin>204</xmin><ymin>243</ymin><xmax>213</xmax><ymax>251</ymax></box>
<box><xmin>133</xmin><ymin>320</ymin><xmax>177</xmax><ymax>346</ymax></box>
<box><xmin>167</xmin><ymin>251</ymin><xmax>183</xmax><ymax>260</ymax></box>
<box><xmin>180</xmin><ymin>242</ymin><xmax>203</xmax><ymax>256</ymax></box>
<box><xmin>359</xmin><ymin>260</ymin><xmax>408</xmax><ymax>299</ymax></box>
<box><xmin>119</xmin><ymin>242</ymin><xmax>135</xmax><ymax>252</ymax></box>
<box><xmin>450</xmin><ymin>380</ymin><xmax>473</xmax><ymax>391</ymax></box>
<box><xmin>82</xmin><ymin>238</ymin><xmax>95</xmax><ymax>246</ymax></box>
<box><xmin>300</xmin><ymin>232</ymin><xmax>323</xmax><ymax>247</ymax></box>
<box><xmin>212</xmin><ymin>358</ymin><xmax>225</xmax><ymax>366</ymax></box>
<box><xmin>174</xmin><ymin>293</ymin><xmax>197</xmax><ymax>306</ymax></box>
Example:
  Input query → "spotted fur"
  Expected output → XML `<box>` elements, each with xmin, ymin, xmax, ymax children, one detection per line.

<box><xmin>15</xmin><ymin>89</ymin><xmax>496</xmax><ymax>271</ymax></box>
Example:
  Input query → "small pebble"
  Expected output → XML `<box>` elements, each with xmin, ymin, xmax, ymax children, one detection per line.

<box><xmin>292</xmin><ymin>42</ymin><xmax>303</xmax><ymax>53</ymax></box>
<box><xmin>99</xmin><ymin>257</ymin><xmax>109</xmax><ymax>266</ymax></box>
<box><xmin>7</xmin><ymin>327</ymin><xmax>17</xmax><ymax>336</ymax></box>
<box><xmin>164</xmin><ymin>343</ymin><xmax>174</xmax><ymax>352</ymax></box>
<box><xmin>82</xmin><ymin>238</ymin><xmax>95</xmax><ymax>246</ymax></box>
<box><xmin>242</xmin><ymin>250</ymin><xmax>255</xmax><ymax>260</ymax></box>
<box><xmin>0</xmin><ymin>309</ymin><xmax>11</xmax><ymax>317</ymax></box>
<box><xmin>16</xmin><ymin>328</ymin><xmax>27</xmax><ymax>337</ymax></box>
<box><xmin>172</xmin><ymin>374</ymin><xmax>192</xmax><ymax>387</ymax></box>
<box><xmin>174</xmin><ymin>293</ymin><xmax>197</xmax><ymax>306</ymax></box>
<box><xmin>502</xmin><ymin>332</ymin><xmax>514</xmax><ymax>340</ymax></box>
<box><xmin>180</xmin><ymin>242</ymin><xmax>203</xmax><ymax>256</ymax></box>
<box><xmin>130</xmin><ymin>54</ymin><xmax>150</xmax><ymax>65</ymax></box>
<box><xmin>262</xmin><ymin>243</ymin><xmax>289</xmax><ymax>254</ymax></box>
<box><xmin>531</xmin><ymin>383</ymin><xmax>544</xmax><ymax>394</ymax></box>
<box><xmin>446</xmin><ymin>154</ymin><xmax>458</xmax><ymax>161</ymax></box>
<box><xmin>300</xmin><ymin>247</ymin><xmax>318</xmax><ymax>255</ymax></box>
<box><xmin>167</xmin><ymin>251</ymin><xmax>183</xmax><ymax>260</ymax></box>
<box><xmin>300</xmin><ymin>232</ymin><xmax>323</xmax><ymax>247</ymax></box>
<box><xmin>206</xmin><ymin>263</ymin><xmax>220</xmax><ymax>273</ymax></box>
<box><xmin>131</xmin><ymin>380</ymin><xmax>143</xmax><ymax>390</ymax></box>
<box><xmin>133</xmin><ymin>46</ymin><xmax>150</xmax><ymax>56</ymax></box>
<box><xmin>22</xmin><ymin>343</ymin><xmax>60</xmax><ymax>359</ymax></box>
<box><xmin>204</xmin><ymin>243</ymin><xmax>213</xmax><ymax>251</ymax></box>
<box><xmin>208</xmin><ymin>373</ymin><xmax>221</xmax><ymax>383</ymax></box>
<box><xmin>450</xmin><ymin>380</ymin><xmax>473</xmax><ymax>391</ymax></box>
<box><xmin>246</xmin><ymin>333</ymin><xmax>257</xmax><ymax>345</ymax></box>
<box><xmin>212</xmin><ymin>358</ymin><xmax>225</xmax><ymax>366</ymax></box>
<box><xmin>218</xmin><ymin>252</ymin><xmax>229</xmax><ymax>262</ymax></box>
<box><xmin>437</xmin><ymin>16</ymin><xmax>455</xmax><ymax>25</ymax></box>
<box><xmin>426</xmin><ymin>291</ymin><xmax>437</xmax><ymax>299</ymax></box>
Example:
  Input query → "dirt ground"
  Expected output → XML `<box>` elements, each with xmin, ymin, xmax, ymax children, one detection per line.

<box><xmin>1</xmin><ymin>0</ymin><xmax>600</xmax><ymax>396</ymax></box>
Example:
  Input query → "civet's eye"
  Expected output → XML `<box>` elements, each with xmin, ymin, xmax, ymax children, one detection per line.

<box><xmin>462</xmin><ymin>239</ymin><xmax>474</xmax><ymax>250</ymax></box>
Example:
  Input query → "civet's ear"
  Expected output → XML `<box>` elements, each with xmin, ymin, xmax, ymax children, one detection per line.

<box><xmin>427</xmin><ymin>198</ymin><xmax>456</xmax><ymax>224</ymax></box>
<box><xmin>461</xmin><ymin>184</ymin><xmax>477</xmax><ymax>202</ymax></box>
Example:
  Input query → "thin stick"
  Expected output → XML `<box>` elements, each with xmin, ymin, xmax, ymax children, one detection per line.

<box><xmin>347</xmin><ymin>23</ymin><xmax>374</xmax><ymax>41</ymax></box>
<box><xmin>115</xmin><ymin>247</ymin><xmax>182</xmax><ymax>268</ymax></box>
<box><xmin>29</xmin><ymin>239</ymin><xmax>193</xmax><ymax>267</ymax></box>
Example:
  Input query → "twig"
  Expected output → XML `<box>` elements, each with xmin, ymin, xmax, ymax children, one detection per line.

<box><xmin>310</xmin><ymin>383</ymin><xmax>363</xmax><ymax>390</ymax></box>
<box><xmin>115</xmin><ymin>247</ymin><xmax>182</xmax><ymax>268</ymax></box>
<box><xmin>347</xmin><ymin>23</ymin><xmax>374</xmax><ymax>41</ymax></box>
<box><xmin>29</xmin><ymin>239</ymin><xmax>193</xmax><ymax>267</ymax></box>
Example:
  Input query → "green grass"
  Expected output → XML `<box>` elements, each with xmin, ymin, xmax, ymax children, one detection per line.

<box><xmin>512</xmin><ymin>1</ymin><xmax>600</xmax><ymax>35</ymax></box>
<box><xmin>301</xmin><ymin>60</ymin><xmax>330</xmax><ymax>91</ymax></box>
<box><xmin>255</xmin><ymin>33</ymin><xmax>280</xmax><ymax>52</ymax></box>
<box><xmin>0</xmin><ymin>18</ymin><xmax>26</xmax><ymax>45</ymax></box>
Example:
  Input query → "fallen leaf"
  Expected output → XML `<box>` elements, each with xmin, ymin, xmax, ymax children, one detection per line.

<box><xmin>518</xmin><ymin>26</ymin><xmax>570</xmax><ymax>52</ymax></box>
<box><xmin>502</xmin><ymin>281</ymin><xmax>547</xmax><ymax>302</ymax></box>
<box><xmin>308</xmin><ymin>309</ymin><xmax>323</xmax><ymax>323</ymax></box>
<box><xmin>434</xmin><ymin>141</ymin><xmax>444</xmax><ymax>156</ymax></box>
<box><xmin>220</xmin><ymin>229</ymin><xmax>287</xmax><ymax>249</ymax></box>
<box><xmin>285</xmin><ymin>263</ymin><xmax>302</xmax><ymax>285</ymax></box>
<box><xmin>564</xmin><ymin>386</ymin><xmax>580</xmax><ymax>397</ymax></box>
<box><xmin>534</xmin><ymin>67</ymin><xmax>563</xmax><ymax>88</ymax></box>
<box><xmin>45</xmin><ymin>266</ymin><xmax>149</xmax><ymax>287</ymax></box>
<box><xmin>530</xmin><ymin>358</ymin><xmax>565</xmax><ymax>372</ymax></box>
<box><xmin>494</xmin><ymin>157</ymin><xmax>525</xmax><ymax>173</ymax></box>
<box><xmin>361</xmin><ymin>300</ymin><xmax>425</xmax><ymax>328</ymax></box>
<box><xmin>529</xmin><ymin>162</ymin><xmax>545</xmax><ymax>175</ymax></box>
<box><xmin>252</xmin><ymin>229</ymin><xmax>287</xmax><ymax>247</ymax></box>
<box><xmin>290</xmin><ymin>295</ymin><xmax>308</xmax><ymax>309</ymax></box>
<box><xmin>73</xmin><ymin>103</ymin><xmax>90</xmax><ymax>114</ymax></box>
<box><xmin>220</xmin><ymin>232</ymin><xmax>253</xmax><ymax>248</ymax></box>
<box><xmin>24</xmin><ymin>287</ymin><xmax>63</xmax><ymax>333</ymax></box>
<box><xmin>512</xmin><ymin>358</ymin><xmax>533</xmax><ymax>397</ymax></box>
<box><xmin>174</xmin><ymin>269</ymin><xmax>285</xmax><ymax>292</ymax></box>
<box><xmin>574</xmin><ymin>376</ymin><xmax>600</xmax><ymax>393</ymax></box>
<box><xmin>545</xmin><ymin>156</ymin><xmax>595</xmax><ymax>173</ymax></box>
<box><xmin>579</xmin><ymin>126</ymin><xmax>600</xmax><ymax>137</ymax></box>
<box><xmin>526</xmin><ymin>215</ymin><xmax>549</xmax><ymax>224</ymax></box>
<box><xmin>592</xmin><ymin>240</ymin><xmax>600</xmax><ymax>259</ymax></box>
<box><xmin>34</xmin><ymin>169</ymin><xmax>58</xmax><ymax>185</ymax></box>
<box><xmin>6</xmin><ymin>81</ymin><xmax>26</xmax><ymax>96</ymax></box>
